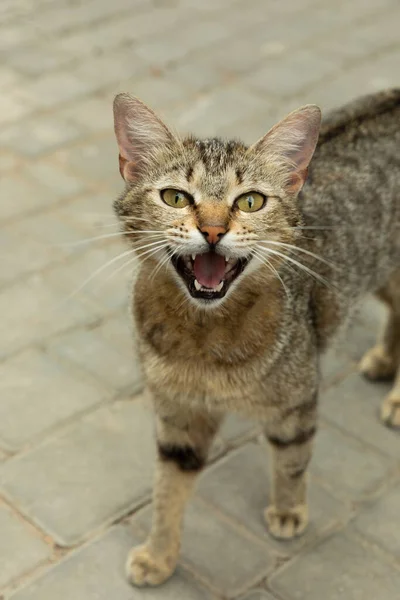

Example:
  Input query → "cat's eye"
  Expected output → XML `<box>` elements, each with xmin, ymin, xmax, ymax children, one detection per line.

<box><xmin>161</xmin><ymin>189</ymin><xmax>191</xmax><ymax>209</ymax></box>
<box><xmin>236</xmin><ymin>192</ymin><xmax>265</xmax><ymax>213</ymax></box>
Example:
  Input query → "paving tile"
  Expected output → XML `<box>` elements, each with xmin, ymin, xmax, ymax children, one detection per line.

<box><xmin>320</xmin><ymin>373</ymin><xmax>400</xmax><ymax>460</ymax></box>
<box><xmin>0</xmin><ymin>115</ymin><xmax>84</xmax><ymax>157</ymax></box>
<box><xmin>0</xmin><ymin>274</ymin><xmax>98</xmax><ymax>360</ymax></box>
<box><xmin>46</xmin><ymin>324</ymin><xmax>141</xmax><ymax>393</ymax></box>
<box><xmin>311</xmin><ymin>424</ymin><xmax>395</xmax><ymax>501</ymax></box>
<box><xmin>0</xmin><ymin>400</ymin><xmax>156</xmax><ymax>546</ymax></box>
<box><xmin>6</xmin><ymin>43</ymin><xmax>76</xmax><ymax>76</ymax></box>
<box><xmin>54</xmin><ymin>191</ymin><xmax>119</xmax><ymax>233</ymax></box>
<box><xmin>0</xmin><ymin>91</ymin><xmax>35</xmax><ymax>127</ymax></box>
<box><xmin>197</xmin><ymin>443</ymin><xmax>349</xmax><ymax>554</ymax></box>
<box><xmin>9</xmin><ymin>525</ymin><xmax>213</xmax><ymax>600</ymax></box>
<box><xmin>269</xmin><ymin>529</ymin><xmax>400</xmax><ymax>600</ymax></box>
<box><xmin>61</xmin><ymin>96</ymin><xmax>114</xmax><ymax>133</ymax></box>
<box><xmin>0</xmin><ymin>172</ymin><xmax>62</xmax><ymax>222</ymax></box>
<box><xmin>15</xmin><ymin>71</ymin><xmax>98</xmax><ymax>110</ymax></box>
<box><xmin>320</xmin><ymin>347</ymin><xmax>355</xmax><ymax>387</ymax></box>
<box><xmin>24</xmin><ymin>161</ymin><xmax>86</xmax><ymax>199</ymax></box>
<box><xmin>132</xmin><ymin>497</ymin><xmax>275</xmax><ymax>598</ymax></box>
<box><xmin>0</xmin><ymin>226</ymin><xmax>65</xmax><ymax>287</ymax></box>
<box><xmin>46</xmin><ymin>243</ymin><xmax>132</xmax><ymax>314</ymax></box>
<box><xmin>55</xmin><ymin>136</ymin><xmax>121</xmax><ymax>189</ymax></box>
<box><xmin>239</xmin><ymin>592</ymin><xmax>279</xmax><ymax>600</ymax></box>
<box><xmin>6</xmin><ymin>208</ymin><xmax>93</xmax><ymax>265</ymax></box>
<box><xmin>219</xmin><ymin>415</ymin><xmax>261</xmax><ymax>445</ymax></box>
<box><xmin>0</xmin><ymin>150</ymin><xmax>19</xmax><ymax>172</ymax></box>
<box><xmin>244</xmin><ymin>49</ymin><xmax>338</xmax><ymax>98</ymax></box>
<box><xmin>0</xmin><ymin>349</ymin><xmax>110</xmax><ymax>451</ymax></box>
<box><xmin>0</xmin><ymin>505</ymin><xmax>50</xmax><ymax>589</ymax></box>
<box><xmin>353</xmin><ymin>482</ymin><xmax>400</xmax><ymax>556</ymax></box>
<box><xmin>170</xmin><ymin>86</ymin><xmax>267</xmax><ymax>138</ymax></box>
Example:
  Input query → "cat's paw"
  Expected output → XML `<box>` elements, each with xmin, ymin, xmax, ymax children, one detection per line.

<box><xmin>359</xmin><ymin>345</ymin><xmax>395</xmax><ymax>381</ymax></box>
<box><xmin>126</xmin><ymin>545</ymin><xmax>176</xmax><ymax>587</ymax></box>
<box><xmin>381</xmin><ymin>391</ymin><xmax>400</xmax><ymax>429</ymax></box>
<box><xmin>265</xmin><ymin>504</ymin><xmax>308</xmax><ymax>540</ymax></box>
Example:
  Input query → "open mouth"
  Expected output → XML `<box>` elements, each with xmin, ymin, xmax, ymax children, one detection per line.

<box><xmin>171</xmin><ymin>250</ymin><xmax>251</xmax><ymax>301</ymax></box>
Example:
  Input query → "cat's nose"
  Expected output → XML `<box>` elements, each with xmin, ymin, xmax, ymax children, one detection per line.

<box><xmin>199</xmin><ymin>225</ymin><xmax>227</xmax><ymax>245</ymax></box>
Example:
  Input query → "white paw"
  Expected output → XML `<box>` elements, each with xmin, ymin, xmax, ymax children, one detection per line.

<box><xmin>126</xmin><ymin>545</ymin><xmax>176</xmax><ymax>587</ymax></box>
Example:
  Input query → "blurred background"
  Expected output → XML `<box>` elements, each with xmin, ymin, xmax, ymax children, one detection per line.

<box><xmin>0</xmin><ymin>0</ymin><xmax>399</xmax><ymax>598</ymax></box>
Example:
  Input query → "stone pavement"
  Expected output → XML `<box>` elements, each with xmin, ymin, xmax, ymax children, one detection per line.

<box><xmin>0</xmin><ymin>0</ymin><xmax>399</xmax><ymax>597</ymax></box>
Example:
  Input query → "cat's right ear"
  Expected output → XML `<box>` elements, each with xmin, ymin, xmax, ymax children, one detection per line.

<box><xmin>113</xmin><ymin>93</ymin><xmax>177</xmax><ymax>183</ymax></box>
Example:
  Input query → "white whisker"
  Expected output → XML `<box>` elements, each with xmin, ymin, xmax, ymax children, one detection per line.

<box><xmin>253</xmin><ymin>250</ymin><xmax>290</xmax><ymax>301</ymax></box>
<box><xmin>257</xmin><ymin>246</ymin><xmax>337</xmax><ymax>291</ymax></box>
<box><xmin>59</xmin><ymin>230</ymin><xmax>164</xmax><ymax>248</ymax></box>
<box><xmin>65</xmin><ymin>247</ymin><xmax>136</xmax><ymax>302</ymax></box>
<box><xmin>259</xmin><ymin>240</ymin><xmax>338</xmax><ymax>270</ymax></box>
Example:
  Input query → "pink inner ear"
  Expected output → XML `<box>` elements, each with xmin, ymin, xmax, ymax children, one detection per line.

<box><xmin>287</xmin><ymin>168</ymin><xmax>308</xmax><ymax>194</ymax></box>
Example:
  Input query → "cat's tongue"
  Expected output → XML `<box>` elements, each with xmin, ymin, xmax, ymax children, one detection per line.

<box><xmin>193</xmin><ymin>252</ymin><xmax>226</xmax><ymax>288</ymax></box>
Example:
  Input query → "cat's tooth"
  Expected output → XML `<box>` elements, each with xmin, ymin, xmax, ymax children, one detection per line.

<box><xmin>215</xmin><ymin>281</ymin><xmax>224</xmax><ymax>292</ymax></box>
<box><xmin>191</xmin><ymin>254</ymin><xmax>196</xmax><ymax>261</ymax></box>
<box><xmin>194</xmin><ymin>279</ymin><xmax>202</xmax><ymax>291</ymax></box>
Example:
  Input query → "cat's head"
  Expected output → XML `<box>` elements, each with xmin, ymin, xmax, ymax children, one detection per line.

<box><xmin>113</xmin><ymin>93</ymin><xmax>321</xmax><ymax>307</ymax></box>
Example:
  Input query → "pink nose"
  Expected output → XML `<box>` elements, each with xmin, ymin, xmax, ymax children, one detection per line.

<box><xmin>200</xmin><ymin>225</ymin><xmax>226</xmax><ymax>245</ymax></box>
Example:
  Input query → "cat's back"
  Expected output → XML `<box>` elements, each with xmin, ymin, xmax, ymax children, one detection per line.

<box><xmin>302</xmin><ymin>89</ymin><xmax>400</xmax><ymax>295</ymax></box>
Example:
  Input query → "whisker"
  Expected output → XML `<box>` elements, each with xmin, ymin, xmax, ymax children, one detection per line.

<box><xmin>282</xmin><ymin>225</ymin><xmax>337</xmax><ymax>230</ymax></box>
<box><xmin>64</xmin><ymin>247</ymin><xmax>136</xmax><ymax>302</ymax></box>
<box><xmin>257</xmin><ymin>246</ymin><xmax>337</xmax><ymax>291</ymax></box>
<box><xmin>259</xmin><ymin>240</ymin><xmax>338</xmax><ymax>270</ymax></box>
<box><xmin>253</xmin><ymin>250</ymin><xmax>290</xmax><ymax>301</ymax></box>
<box><xmin>94</xmin><ymin>243</ymin><xmax>166</xmax><ymax>291</ymax></box>
<box><xmin>135</xmin><ymin>241</ymin><xmax>168</xmax><ymax>260</ymax></box>
<box><xmin>59</xmin><ymin>230</ymin><xmax>164</xmax><ymax>248</ymax></box>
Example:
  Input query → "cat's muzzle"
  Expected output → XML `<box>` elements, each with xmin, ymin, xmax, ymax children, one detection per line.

<box><xmin>170</xmin><ymin>250</ymin><xmax>251</xmax><ymax>302</ymax></box>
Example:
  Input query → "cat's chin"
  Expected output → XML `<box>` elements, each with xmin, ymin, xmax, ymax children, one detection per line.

<box><xmin>170</xmin><ymin>251</ymin><xmax>251</xmax><ymax>304</ymax></box>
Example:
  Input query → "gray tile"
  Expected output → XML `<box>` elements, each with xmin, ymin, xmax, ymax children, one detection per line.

<box><xmin>24</xmin><ymin>161</ymin><xmax>86</xmax><ymax>199</ymax></box>
<box><xmin>197</xmin><ymin>443</ymin><xmax>349</xmax><ymax>554</ymax></box>
<box><xmin>55</xmin><ymin>136</ymin><xmax>121</xmax><ymax>189</ymax></box>
<box><xmin>320</xmin><ymin>348</ymin><xmax>355</xmax><ymax>387</ymax></box>
<box><xmin>47</xmin><ymin>325</ymin><xmax>141</xmax><ymax>393</ymax></box>
<box><xmin>311</xmin><ymin>424</ymin><xmax>395</xmax><ymax>501</ymax></box>
<box><xmin>0</xmin><ymin>116</ymin><xmax>83</xmax><ymax>157</ymax></box>
<box><xmin>0</xmin><ymin>172</ymin><xmax>60</xmax><ymax>222</ymax></box>
<box><xmin>0</xmin><ymin>274</ymin><xmax>98</xmax><ymax>360</ymax></box>
<box><xmin>320</xmin><ymin>373</ymin><xmax>400</xmax><ymax>460</ymax></box>
<box><xmin>219</xmin><ymin>414</ymin><xmax>261</xmax><ymax>445</ymax></box>
<box><xmin>132</xmin><ymin>497</ymin><xmax>275</xmax><ymax>598</ymax></box>
<box><xmin>0</xmin><ymin>505</ymin><xmax>50</xmax><ymax>589</ymax></box>
<box><xmin>10</xmin><ymin>526</ymin><xmax>212</xmax><ymax>600</ymax></box>
<box><xmin>0</xmin><ymin>349</ymin><xmax>110</xmax><ymax>451</ymax></box>
<box><xmin>0</xmin><ymin>400</ymin><xmax>156</xmax><ymax>546</ymax></box>
<box><xmin>47</xmin><ymin>243</ymin><xmax>132</xmax><ymax>314</ymax></box>
<box><xmin>239</xmin><ymin>592</ymin><xmax>279</xmax><ymax>600</ymax></box>
<box><xmin>0</xmin><ymin>226</ymin><xmax>65</xmax><ymax>287</ymax></box>
<box><xmin>353</xmin><ymin>482</ymin><xmax>400</xmax><ymax>556</ymax></box>
<box><xmin>270</xmin><ymin>529</ymin><xmax>400</xmax><ymax>600</ymax></box>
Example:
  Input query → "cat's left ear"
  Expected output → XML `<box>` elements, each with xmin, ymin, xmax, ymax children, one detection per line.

<box><xmin>113</xmin><ymin>93</ymin><xmax>178</xmax><ymax>182</ymax></box>
<box><xmin>251</xmin><ymin>105</ymin><xmax>321</xmax><ymax>195</ymax></box>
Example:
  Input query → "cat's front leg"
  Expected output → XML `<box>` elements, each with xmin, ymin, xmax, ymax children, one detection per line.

<box><xmin>264</xmin><ymin>391</ymin><xmax>317</xmax><ymax>540</ymax></box>
<box><xmin>127</xmin><ymin>405</ymin><xmax>221</xmax><ymax>587</ymax></box>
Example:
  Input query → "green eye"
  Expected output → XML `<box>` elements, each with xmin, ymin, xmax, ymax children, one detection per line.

<box><xmin>236</xmin><ymin>192</ymin><xmax>265</xmax><ymax>213</ymax></box>
<box><xmin>161</xmin><ymin>189</ymin><xmax>191</xmax><ymax>209</ymax></box>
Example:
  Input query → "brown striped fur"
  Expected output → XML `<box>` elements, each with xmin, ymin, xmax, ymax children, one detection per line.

<box><xmin>113</xmin><ymin>89</ymin><xmax>400</xmax><ymax>587</ymax></box>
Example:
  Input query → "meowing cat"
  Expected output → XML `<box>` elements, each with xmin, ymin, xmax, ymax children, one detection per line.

<box><xmin>112</xmin><ymin>89</ymin><xmax>400</xmax><ymax>587</ymax></box>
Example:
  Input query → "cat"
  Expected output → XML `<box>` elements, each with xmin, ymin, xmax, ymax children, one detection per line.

<box><xmin>112</xmin><ymin>89</ymin><xmax>400</xmax><ymax>587</ymax></box>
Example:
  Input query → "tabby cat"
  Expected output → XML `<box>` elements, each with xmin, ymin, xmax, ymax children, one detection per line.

<box><xmin>112</xmin><ymin>89</ymin><xmax>400</xmax><ymax>587</ymax></box>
